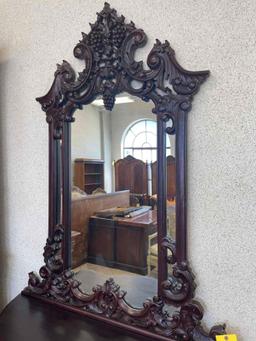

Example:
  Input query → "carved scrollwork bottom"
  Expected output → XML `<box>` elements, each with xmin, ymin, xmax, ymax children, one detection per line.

<box><xmin>161</xmin><ymin>261</ymin><xmax>196</xmax><ymax>306</ymax></box>
<box><xmin>23</xmin><ymin>225</ymin><xmax>225</xmax><ymax>340</ymax></box>
<box><xmin>23</xmin><ymin>273</ymin><xmax>225</xmax><ymax>340</ymax></box>
<box><xmin>161</xmin><ymin>236</ymin><xmax>196</xmax><ymax>306</ymax></box>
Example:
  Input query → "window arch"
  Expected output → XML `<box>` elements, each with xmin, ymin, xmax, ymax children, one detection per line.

<box><xmin>122</xmin><ymin>119</ymin><xmax>171</xmax><ymax>162</ymax></box>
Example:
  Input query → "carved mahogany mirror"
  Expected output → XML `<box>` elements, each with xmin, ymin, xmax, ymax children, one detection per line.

<box><xmin>23</xmin><ymin>3</ymin><xmax>226</xmax><ymax>340</ymax></box>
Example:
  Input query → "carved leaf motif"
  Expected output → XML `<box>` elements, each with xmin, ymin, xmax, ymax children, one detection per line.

<box><xmin>36</xmin><ymin>2</ymin><xmax>209</xmax><ymax>139</ymax></box>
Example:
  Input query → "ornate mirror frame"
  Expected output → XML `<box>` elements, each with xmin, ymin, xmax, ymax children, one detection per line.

<box><xmin>23</xmin><ymin>3</ymin><xmax>226</xmax><ymax>340</ymax></box>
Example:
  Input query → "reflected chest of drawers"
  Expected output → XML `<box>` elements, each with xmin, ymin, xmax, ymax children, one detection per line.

<box><xmin>88</xmin><ymin>210</ymin><xmax>157</xmax><ymax>275</ymax></box>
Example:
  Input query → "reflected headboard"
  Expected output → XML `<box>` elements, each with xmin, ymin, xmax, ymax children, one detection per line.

<box><xmin>152</xmin><ymin>155</ymin><xmax>176</xmax><ymax>200</ymax></box>
<box><xmin>114</xmin><ymin>155</ymin><xmax>148</xmax><ymax>194</ymax></box>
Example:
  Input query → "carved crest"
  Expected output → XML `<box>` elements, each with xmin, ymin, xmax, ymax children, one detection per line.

<box><xmin>36</xmin><ymin>2</ymin><xmax>209</xmax><ymax>138</ymax></box>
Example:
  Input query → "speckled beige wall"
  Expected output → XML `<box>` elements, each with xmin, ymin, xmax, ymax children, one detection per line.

<box><xmin>0</xmin><ymin>0</ymin><xmax>255</xmax><ymax>340</ymax></box>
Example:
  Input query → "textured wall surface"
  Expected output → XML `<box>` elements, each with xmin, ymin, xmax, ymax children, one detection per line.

<box><xmin>0</xmin><ymin>1</ymin><xmax>255</xmax><ymax>340</ymax></box>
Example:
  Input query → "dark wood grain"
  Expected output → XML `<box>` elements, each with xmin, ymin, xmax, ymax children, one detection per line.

<box><xmin>62</xmin><ymin>122</ymin><xmax>72</xmax><ymax>269</ymax></box>
<box><xmin>48</xmin><ymin>123</ymin><xmax>59</xmax><ymax>239</ymax></box>
<box><xmin>156</xmin><ymin>116</ymin><xmax>167</xmax><ymax>294</ymax></box>
<box><xmin>0</xmin><ymin>294</ymin><xmax>143</xmax><ymax>341</ymax></box>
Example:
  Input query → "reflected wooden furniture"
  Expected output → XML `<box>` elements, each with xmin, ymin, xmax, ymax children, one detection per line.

<box><xmin>114</xmin><ymin>155</ymin><xmax>176</xmax><ymax>201</ymax></box>
<box><xmin>152</xmin><ymin>155</ymin><xmax>176</xmax><ymax>200</ymax></box>
<box><xmin>147</xmin><ymin>231</ymin><xmax>158</xmax><ymax>276</ymax></box>
<box><xmin>71</xmin><ymin>190</ymin><xmax>130</xmax><ymax>268</ymax></box>
<box><xmin>88</xmin><ymin>210</ymin><xmax>157</xmax><ymax>275</ymax></box>
<box><xmin>114</xmin><ymin>155</ymin><xmax>148</xmax><ymax>195</ymax></box>
<box><xmin>147</xmin><ymin>203</ymin><xmax>176</xmax><ymax>275</ymax></box>
<box><xmin>71</xmin><ymin>230</ymin><xmax>84</xmax><ymax>268</ymax></box>
<box><xmin>74</xmin><ymin>158</ymin><xmax>104</xmax><ymax>194</ymax></box>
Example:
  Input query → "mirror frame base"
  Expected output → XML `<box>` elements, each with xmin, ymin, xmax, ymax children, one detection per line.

<box><xmin>22</xmin><ymin>223</ymin><xmax>226</xmax><ymax>340</ymax></box>
<box><xmin>22</xmin><ymin>280</ymin><xmax>225</xmax><ymax>341</ymax></box>
<box><xmin>22</xmin><ymin>279</ymin><xmax>225</xmax><ymax>341</ymax></box>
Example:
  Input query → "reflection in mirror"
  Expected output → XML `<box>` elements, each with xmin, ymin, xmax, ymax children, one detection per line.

<box><xmin>70</xmin><ymin>94</ymin><xmax>176</xmax><ymax>307</ymax></box>
<box><xmin>165</xmin><ymin>119</ymin><xmax>176</xmax><ymax>243</ymax></box>
<box><xmin>56</xmin><ymin>139</ymin><xmax>62</xmax><ymax>225</ymax></box>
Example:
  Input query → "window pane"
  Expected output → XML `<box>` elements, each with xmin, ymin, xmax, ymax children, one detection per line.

<box><xmin>142</xmin><ymin>149</ymin><xmax>152</xmax><ymax>163</ymax></box>
<box><xmin>142</xmin><ymin>142</ymin><xmax>151</xmax><ymax>148</ymax></box>
<box><xmin>151</xmin><ymin>149</ymin><xmax>157</xmax><ymax>162</ymax></box>
<box><xmin>133</xmin><ymin>149</ymin><xmax>142</xmax><ymax>160</ymax></box>
<box><xmin>124</xmin><ymin>148</ymin><xmax>132</xmax><ymax>157</ymax></box>
<box><xmin>146</xmin><ymin>131</ymin><xmax>157</xmax><ymax>148</ymax></box>
<box><xmin>166</xmin><ymin>147</ymin><xmax>171</xmax><ymax>156</ymax></box>
<box><xmin>146</xmin><ymin>120</ymin><xmax>157</xmax><ymax>134</ymax></box>
<box><xmin>133</xmin><ymin>132</ymin><xmax>147</xmax><ymax>148</ymax></box>
<box><xmin>130</xmin><ymin>120</ymin><xmax>146</xmax><ymax>136</ymax></box>
<box><xmin>122</xmin><ymin>119</ymin><xmax>160</xmax><ymax>162</ymax></box>
<box><xmin>124</xmin><ymin>130</ymin><xmax>134</xmax><ymax>148</ymax></box>
<box><xmin>166</xmin><ymin>134</ymin><xmax>171</xmax><ymax>148</ymax></box>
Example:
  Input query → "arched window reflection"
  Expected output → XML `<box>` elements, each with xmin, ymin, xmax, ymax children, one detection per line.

<box><xmin>122</xmin><ymin>119</ymin><xmax>171</xmax><ymax>162</ymax></box>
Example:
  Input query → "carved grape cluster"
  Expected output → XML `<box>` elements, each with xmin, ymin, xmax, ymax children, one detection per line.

<box><xmin>103</xmin><ymin>93</ymin><xmax>115</xmax><ymax>111</ymax></box>
<box><xmin>88</xmin><ymin>30</ymin><xmax>103</xmax><ymax>53</ymax></box>
<box><xmin>111</xmin><ymin>23</ymin><xmax>126</xmax><ymax>47</ymax></box>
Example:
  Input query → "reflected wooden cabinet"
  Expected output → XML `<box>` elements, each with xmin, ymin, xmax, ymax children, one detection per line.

<box><xmin>88</xmin><ymin>210</ymin><xmax>157</xmax><ymax>275</ymax></box>
<box><xmin>74</xmin><ymin>158</ymin><xmax>104</xmax><ymax>194</ymax></box>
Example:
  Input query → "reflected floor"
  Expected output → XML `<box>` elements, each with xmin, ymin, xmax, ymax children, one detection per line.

<box><xmin>74</xmin><ymin>263</ymin><xmax>157</xmax><ymax>308</ymax></box>
<box><xmin>74</xmin><ymin>263</ymin><xmax>176</xmax><ymax>316</ymax></box>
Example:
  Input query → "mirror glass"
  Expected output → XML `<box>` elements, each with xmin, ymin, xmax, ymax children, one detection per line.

<box><xmin>70</xmin><ymin>93</ymin><xmax>176</xmax><ymax>307</ymax></box>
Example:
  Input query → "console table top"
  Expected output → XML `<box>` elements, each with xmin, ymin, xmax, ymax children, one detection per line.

<box><xmin>0</xmin><ymin>294</ymin><xmax>146</xmax><ymax>341</ymax></box>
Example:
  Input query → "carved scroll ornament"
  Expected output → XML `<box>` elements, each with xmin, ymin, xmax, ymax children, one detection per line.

<box><xmin>36</xmin><ymin>2</ymin><xmax>209</xmax><ymax>139</ymax></box>
<box><xmin>23</xmin><ymin>223</ymin><xmax>225</xmax><ymax>340</ymax></box>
